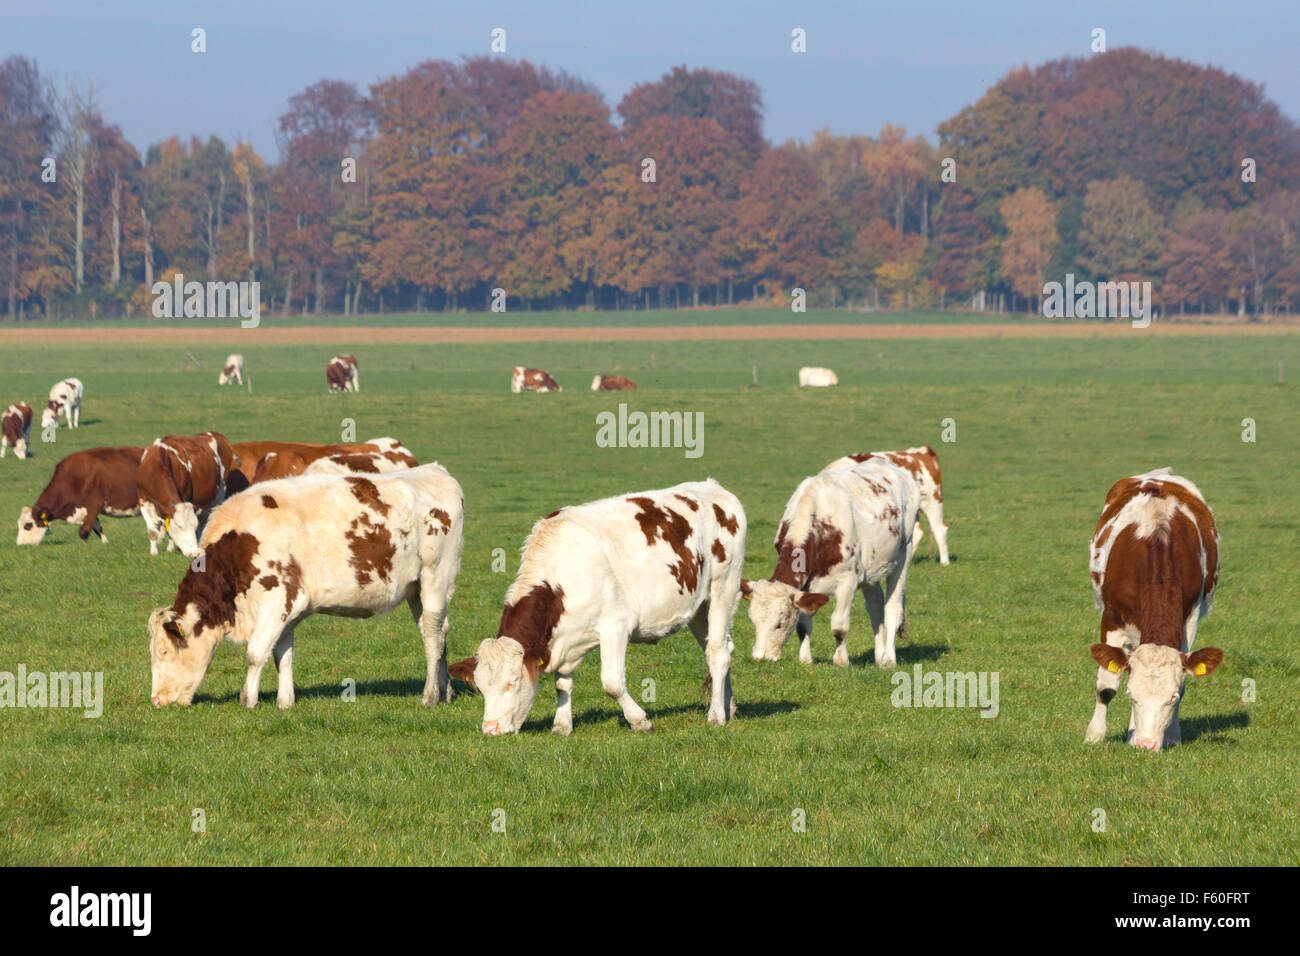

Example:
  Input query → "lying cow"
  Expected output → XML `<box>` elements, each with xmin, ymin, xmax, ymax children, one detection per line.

<box><xmin>17</xmin><ymin>446</ymin><xmax>144</xmax><ymax>545</ymax></box>
<box><xmin>1086</xmin><ymin>468</ymin><xmax>1224</xmax><ymax>751</ymax></box>
<box><xmin>137</xmin><ymin>432</ymin><xmax>237</xmax><ymax>557</ymax></box>
<box><xmin>825</xmin><ymin>445</ymin><xmax>950</xmax><ymax>565</ymax></box>
<box><xmin>147</xmin><ymin>463</ymin><xmax>464</xmax><ymax>710</ymax></box>
<box><xmin>234</xmin><ymin>438</ymin><xmax>417</xmax><ymax>490</ymax></box>
<box><xmin>744</xmin><ymin>459</ymin><xmax>919</xmax><ymax>668</ymax></box>
<box><xmin>798</xmin><ymin>367</ymin><xmax>838</xmax><ymax>387</ymax></box>
<box><xmin>511</xmin><ymin>366</ymin><xmax>561</xmax><ymax>393</ymax></box>
<box><xmin>218</xmin><ymin>354</ymin><xmax>244</xmax><ymax>386</ymax></box>
<box><xmin>2</xmin><ymin>402</ymin><xmax>32</xmax><ymax>458</ymax></box>
<box><xmin>449</xmin><ymin>479</ymin><xmax>746</xmax><ymax>736</ymax></box>
<box><xmin>327</xmin><ymin>354</ymin><xmax>359</xmax><ymax>393</ymax></box>
<box><xmin>41</xmin><ymin>377</ymin><xmax>83</xmax><ymax>429</ymax></box>
<box><xmin>591</xmin><ymin>374</ymin><xmax>637</xmax><ymax>391</ymax></box>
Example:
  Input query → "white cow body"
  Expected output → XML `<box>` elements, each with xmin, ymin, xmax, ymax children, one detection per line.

<box><xmin>824</xmin><ymin>446</ymin><xmax>950</xmax><ymax>565</ymax></box>
<box><xmin>218</xmin><ymin>354</ymin><xmax>244</xmax><ymax>385</ymax></box>
<box><xmin>41</xmin><ymin>378</ymin><xmax>83</xmax><ymax>429</ymax></box>
<box><xmin>798</xmin><ymin>367</ymin><xmax>838</xmax><ymax>387</ymax></box>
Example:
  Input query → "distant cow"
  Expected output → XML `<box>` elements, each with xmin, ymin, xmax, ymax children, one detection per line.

<box><xmin>41</xmin><ymin>378</ymin><xmax>83</xmax><ymax>429</ymax></box>
<box><xmin>147</xmin><ymin>463</ymin><xmax>464</xmax><ymax>710</ymax></box>
<box><xmin>218</xmin><ymin>354</ymin><xmax>244</xmax><ymax>385</ymax></box>
<box><xmin>16</xmin><ymin>446</ymin><xmax>144</xmax><ymax>545</ymax></box>
<box><xmin>327</xmin><ymin>355</ymin><xmax>359</xmax><ymax>393</ymax></box>
<box><xmin>449</xmin><ymin>480</ymin><xmax>746</xmax><ymax>736</ymax></box>
<box><xmin>511</xmin><ymin>366</ymin><xmax>561</xmax><ymax>393</ymax></box>
<box><xmin>1086</xmin><ymin>468</ymin><xmax>1224</xmax><ymax>752</ymax></box>
<box><xmin>2</xmin><ymin>402</ymin><xmax>33</xmax><ymax>459</ymax></box>
<box><xmin>591</xmin><ymin>374</ymin><xmax>637</xmax><ymax>391</ymax></box>
<box><xmin>798</xmin><ymin>367</ymin><xmax>838</xmax><ymax>387</ymax></box>
<box><xmin>137</xmin><ymin>432</ymin><xmax>237</xmax><ymax>557</ymax></box>
<box><xmin>744</xmin><ymin>459</ymin><xmax>919</xmax><ymax>668</ymax></box>
<box><xmin>825</xmin><ymin>446</ymin><xmax>950</xmax><ymax>565</ymax></box>
<box><xmin>230</xmin><ymin>438</ymin><xmax>416</xmax><ymax>492</ymax></box>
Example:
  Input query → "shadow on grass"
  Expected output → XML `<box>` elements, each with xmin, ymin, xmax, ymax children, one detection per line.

<box><xmin>560</xmin><ymin>698</ymin><xmax>799</xmax><ymax>731</ymax></box>
<box><xmin>208</xmin><ymin>676</ymin><xmax>431</xmax><ymax>705</ymax></box>
<box><xmin>848</xmin><ymin>643</ymin><xmax>949</xmax><ymax>667</ymax></box>
<box><xmin>1181</xmin><ymin>709</ymin><xmax>1250</xmax><ymax>744</ymax></box>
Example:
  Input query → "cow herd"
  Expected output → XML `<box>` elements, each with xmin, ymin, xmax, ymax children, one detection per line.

<box><xmin>4</xmin><ymin>362</ymin><xmax>1226</xmax><ymax>752</ymax></box>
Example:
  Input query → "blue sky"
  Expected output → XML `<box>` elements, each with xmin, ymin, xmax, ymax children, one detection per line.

<box><xmin>4</xmin><ymin>0</ymin><xmax>1297</xmax><ymax>160</ymax></box>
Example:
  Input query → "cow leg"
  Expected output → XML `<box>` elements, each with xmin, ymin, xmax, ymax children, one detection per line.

<box><xmin>690</xmin><ymin>605</ymin><xmax>736</xmax><ymax>723</ymax></box>
<box><xmin>552</xmin><ymin>671</ymin><xmax>575</xmax><ymax>736</ymax></box>
<box><xmin>140</xmin><ymin>503</ymin><xmax>161</xmax><ymax>555</ymax></box>
<box><xmin>924</xmin><ymin>498</ymin><xmax>950</xmax><ymax>565</ymax></box>
<box><xmin>795</xmin><ymin>613</ymin><xmax>813</xmax><ymax>664</ymax></box>
<box><xmin>878</xmin><ymin>564</ymin><xmax>911</xmax><ymax>669</ymax></box>
<box><xmin>241</xmin><ymin>629</ymin><xmax>280</xmax><ymax>708</ymax></box>
<box><xmin>828</xmin><ymin>578</ymin><xmax>858</xmax><ymax>668</ymax></box>
<box><xmin>1085</xmin><ymin>625</ymin><xmax>1128</xmax><ymax>743</ymax></box>
<box><xmin>598</xmin><ymin>626</ymin><xmax>650</xmax><ymax>732</ymax></box>
<box><xmin>1</xmin><ymin>437</ymin><xmax>7</xmax><ymax>457</ymax></box>
<box><xmin>409</xmin><ymin>591</ymin><xmax>452</xmax><ymax>705</ymax></box>
<box><xmin>1166</xmin><ymin>611</ymin><xmax>1202</xmax><ymax>748</ymax></box>
<box><xmin>861</xmin><ymin>582</ymin><xmax>886</xmax><ymax>665</ymax></box>
<box><xmin>273</xmin><ymin>628</ymin><xmax>296</xmax><ymax>709</ymax></box>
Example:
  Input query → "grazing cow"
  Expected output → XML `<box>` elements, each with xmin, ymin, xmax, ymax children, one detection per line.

<box><xmin>218</xmin><ymin>354</ymin><xmax>244</xmax><ymax>385</ymax></box>
<box><xmin>511</xmin><ymin>366</ymin><xmax>561</xmax><ymax>393</ymax></box>
<box><xmin>449</xmin><ymin>479</ymin><xmax>747</xmax><ymax>736</ymax></box>
<box><xmin>147</xmin><ymin>463</ymin><xmax>464</xmax><ymax>710</ymax></box>
<box><xmin>2</xmin><ymin>402</ymin><xmax>33</xmax><ymax>459</ymax></box>
<box><xmin>1086</xmin><ymin>468</ymin><xmax>1224</xmax><ymax>751</ymax></box>
<box><xmin>16</xmin><ymin>446</ymin><xmax>144</xmax><ymax>545</ymax></box>
<box><xmin>591</xmin><ymin>374</ymin><xmax>637</xmax><ymax>391</ymax></box>
<box><xmin>137</xmin><ymin>432</ymin><xmax>237</xmax><ymax>557</ymax></box>
<box><xmin>825</xmin><ymin>446</ymin><xmax>950</xmax><ymax>565</ymax></box>
<box><xmin>327</xmin><ymin>354</ymin><xmax>359</xmax><ymax>393</ymax></box>
<box><xmin>40</xmin><ymin>378</ymin><xmax>83</xmax><ymax>429</ymax></box>
<box><xmin>744</xmin><ymin>459</ymin><xmax>919</xmax><ymax>668</ymax></box>
<box><xmin>798</xmin><ymin>367</ymin><xmax>838</xmax><ymax>387</ymax></box>
<box><xmin>229</xmin><ymin>438</ymin><xmax>416</xmax><ymax>492</ymax></box>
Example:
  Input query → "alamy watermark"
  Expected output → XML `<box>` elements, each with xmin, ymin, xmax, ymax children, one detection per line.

<box><xmin>596</xmin><ymin>403</ymin><xmax>704</xmax><ymax>459</ymax></box>
<box><xmin>0</xmin><ymin>666</ymin><xmax>103</xmax><ymax>717</ymax></box>
<box><xmin>1042</xmin><ymin>273</ymin><xmax>1152</xmax><ymax>328</ymax></box>
<box><xmin>890</xmin><ymin>663</ymin><xmax>999</xmax><ymax>718</ymax></box>
<box><xmin>151</xmin><ymin>273</ymin><xmax>261</xmax><ymax>328</ymax></box>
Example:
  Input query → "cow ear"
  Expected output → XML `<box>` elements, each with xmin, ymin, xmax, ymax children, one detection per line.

<box><xmin>447</xmin><ymin>656</ymin><xmax>478</xmax><ymax>691</ymax></box>
<box><xmin>163</xmin><ymin>620</ymin><xmax>187</xmax><ymax>649</ymax></box>
<box><xmin>793</xmin><ymin>592</ymin><xmax>830</xmax><ymax>613</ymax></box>
<box><xmin>1183</xmin><ymin>647</ymin><xmax>1223</xmax><ymax>677</ymax></box>
<box><xmin>740</xmin><ymin>579</ymin><xmax>754</xmax><ymax>599</ymax></box>
<box><xmin>1090</xmin><ymin>643</ymin><xmax>1128</xmax><ymax>673</ymax></box>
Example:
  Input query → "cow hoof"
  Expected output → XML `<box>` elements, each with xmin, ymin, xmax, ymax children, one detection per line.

<box><xmin>1084</xmin><ymin>724</ymin><xmax>1106</xmax><ymax>744</ymax></box>
<box><xmin>277</xmin><ymin>697</ymin><xmax>294</xmax><ymax>710</ymax></box>
<box><xmin>707</xmin><ymin>711</ymin><xmax>727</xmax><ymax>727</ymax></box>
<box><xmin>799</xmin><ymin>651</ymin><xmax>813</xmax><ymax>665</ymax></box>
<box><xmin>875</xmin><ymin>658</ymin><xmax>896</xmax><ymax>669</ymax></box>
<box><xmin>629</xmin><ymin>717</ymin><xmax>653</xmax><ymax>733</ymax></box>
<box><xmin>552</xmin><ymin>723</ymin><xmax>572</xmax><ymax>737</ymax></box>
<box><xmin>833</xmin><ymin>654</ymin><xmax>849</xmax><ymax>668</ymax></box>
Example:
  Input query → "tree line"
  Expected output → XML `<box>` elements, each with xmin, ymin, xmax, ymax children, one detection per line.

<box><xmin>2</xmin><ymin>48</ymin><xmax>1298</xmax><ymax>320</ymax></box>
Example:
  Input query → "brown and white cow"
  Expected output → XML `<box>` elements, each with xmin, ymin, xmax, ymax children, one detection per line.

<box><xmin>17</xmin><ymin>446</ymin><xmax>144</xmax><ymax>545</ymax></box>
<box><xmin>591</xmin><ymin>374</ymin><xmax>637</xmax><ymax>391</ymax></box>
<box><xmin>511</xmin><ymin>366</ymin><xmax>561</xmax><ymax>393</ymax></box>
<box><xmin>231</xmin><ymin>438</ymin><xmax>416</xmax><ymax>491</ymax></box>
<box><xmin>2</xmin><ymin>402</ymin><xmax>33</xmax><ymax>459</ymax></box>
<box><xmin>304</xmin><ymin>449</ymin><xmax>417</xmax><ymax>476</ymax></box>
<box><xmin>1086</xmin><ymin>468</ymin><xmax>1224</xmax><ymax>751</ymax></box>
<box><xmin>147</xmin><ymin>463</ymin><xmax>464</xmax><ymax>710</ymax></box>
<box><xmin>218</xmin><ymin>354</ymin><xmax>244</xmax><ymax>386</ymax></box>
<box><xmin>449</xmin><ymin>479</ymin><xmax>746</xmax><ymax>736</ymax></box>
<box><xmin>137</xmin><ymin>432</ymin><xmax>237</xmax><ymax>557</ymax></box>
<box><xmin>744</xmin><ymin>459</ymin><xmax>920</xmax><ymax>668</ymax></box>
<box><xmin>825</xmin><ymin>445</ymin><xmax>950</xmax><ymax>565</ymax></box>
<box><xmin>40</xmin><ymin>377</ymin><xmax>83</xmax><ymax>430</ymax></box>
<box><xmin>327</xmin><ymin>354</ymin><xmax>359</xmax><ymax>393</ymax></box>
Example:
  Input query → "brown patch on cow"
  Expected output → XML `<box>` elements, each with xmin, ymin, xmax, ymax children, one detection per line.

<box><xmin>712</xmin><ymin>539</ymin><xmax>726</xmax><ymax>562</ymax></box>
<box><xmin>772</xmin><ymin>517</ymin><xmax>844</xmax><ymax>589</ymax></box>
<box><xmin>261</xmin><ymin>495</ymin><xmax>278</xmax><ymax>509</ymax></box>
<box><xmin>259</xmin><ymin>574</ymin><xmax>279</xmax><ymax>591</ymax></box>
<box><xmin>712</xmin><ymin>503</ymin><xmax>738</xmax><ymax>535</ymax></box>
<box><xmin>545</xmin><ymin>509</ymin><xmax>562</xmax><ymax>519</ymax></box>
<box><xmin>264</xmin><ymin>556</ymin><xmax>304</xmax><ymax>621</ymax></box>
<box><xmin>171</xmin><ymin>530</ymin><xmax>261</xmax><ymax>638</ymax></box>
<box><xmin>333</xmin><ymin>453</ymin><xmax>381</xmax><ymax>473</ymax></box>
<box><xmin>424</xmin><ymin>507</ymin><xmax>452</xmax><ymax>536</ymax></box>
<box><xmin>344</xmin><ymin>476</ymin><xmax>390</xmax><ymax>516</ymax></box>
<box><xmin>674</xmin><ymin>494</ymin><xmax>699</xmax><ymax>511</ymax></box>
<box><xmin>345</xmin><ymin>513</ymin><xmax>395</xmax><ymax>587</ymax></box>
<box><xmin>497</xmin><ymin>584</ymin><xmax>565</xmax><ymax>677</ymax></box>
<box><xmin>628</xmin><ymin>496</ymin><xmax>699</xmax><ymax>594</ymax></box>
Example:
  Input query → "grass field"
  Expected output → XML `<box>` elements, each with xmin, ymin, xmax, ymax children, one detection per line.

<box><xmin>1</xmin><ymin>326</ymin><xmax>1297</xmax><ymax>865</ymax></box>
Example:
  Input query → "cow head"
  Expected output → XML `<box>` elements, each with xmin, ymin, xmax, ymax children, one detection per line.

<box><xmin>454</xmin><ymin>637</ymin><xmax>542</xmax><ymax>735</ymax></box>
<box><xmin>741</xmin><ymin>579</ymin><xmax>829</xmax><ymax>661</ymax></box>
<box><xmin>16</xmin><ymin>506</ymin><xmax>50</xmax><ymax>545</ymax></box>
<box><xmin>218</xmin><ymin>369</ymin><xmax>232</xmax><ymax>385</ymax></box>
<box><xmin>147</xmin><ymin>607</ymin><xmax>221</xmax><ymax>706</ymax></box>
<box><xmin>144</xmin><ymin>502</ymin><xmax>203</xmax><ymax>557</ymax></box>
<box><xmin>1090</xmin><ymin>643</ymin><xmax>1224</xmax><ymax>751</ymax></box>
<box><xmin>40</xmin><ymin>403</ymin><xmax>59</xmax><ymax>429</ymax></box>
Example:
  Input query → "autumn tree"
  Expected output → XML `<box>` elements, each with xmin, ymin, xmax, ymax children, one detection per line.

<box><xmin>1077</xmin><ymin>176</ymin><xmax>1166</xmax><ymax>279</ymax></box>
<box><xmin>998</xmin><ymin>187</ymin><xmax>1058</xmax><ymax>311</ymax></box>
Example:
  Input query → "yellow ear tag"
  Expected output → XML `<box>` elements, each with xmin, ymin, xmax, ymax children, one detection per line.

<box><xmin>1107</xmin><ymin>661</ymin><xmax>1121</xmax><ymax>673</ymax></box>
<box><xmin>1194</xmin><ymin>663</ymin><xmax>1207</xmax><ymax>676</ymax></box>
<box><xmin>164</xmin><ymin>516</ymin><xmax>170</xmax><ymax>532</ymax></box>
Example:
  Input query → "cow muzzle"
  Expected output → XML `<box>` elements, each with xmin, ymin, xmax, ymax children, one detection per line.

<box><xmin>1132</xmin><ymin>737</ymin><xmax>1161</xmax><ymax>752</ymax></box>
<box><xmin>483</xmin><ymin>720</ymin><xmax>502</xmax><ymax>736</ymax></box>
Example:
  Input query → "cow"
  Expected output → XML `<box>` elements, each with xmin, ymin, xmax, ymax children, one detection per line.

<box><xmin>798</xmin><ymin>367</ymin><xmax>838</xmax><ymax>387</ymax></box>
<box><xmin>449</xmin><ymin>479</ymin><xmax>747</xmax><ymax>736</ymax></box>
<box><xmin>40</xmin><ymin>378</ymin><xmax>83</xmax><ymax>429</ymax></box>
<box><xmin>137</xmin><ymin>432</ymin><xmax>237</xmax><ymax>557</ymax></box>
<box><xmin>591</xmin><ymin>374</ymin><xmax>637</xmax><ymax>391</ymax></box>
<box><xmin>16</xmin><ymin>447</ymin><xmax>144</xmax><ymax>545</ymax></box>
<box><xmin>1086</xmin><ymin>468</ymin><xmax>1224</xmax><ymax>752</ymax></box>
<box><xmin>327</xmin><ymin>355</ymin><xmax>359</xmax><ymax>393</ymax></box>
<box><xmin>304</xmin><ymin>450</ymin><xmax>417</xmax><ymax>476</ymax></box>
<box><xmin>511</xmin><ymin>366</ymin><xmax>561</xmax><ymax>393</ymax></box>
<box><xmin>218</xmin><ymin>354</ymin><xmax>244</xmax><ymax>386</ymax></box>
<box><xmin>743</xmin><ymin>459</ymin><xmax>919</xmax><ymax>668</ymax></box>
<box><xmin>228</xmin><ymin>438</ymin><xmax>416</xmax><ymax>492</ymax></box>
<box><xmin>147</xmin><ymin>463</ymin><xmax>464</xmax><ymax>710</ymax></box>
<box><xmin>2</xmin><ymin>402</ymin><xmax>33</xmax><ymax>459</ymax></box>
<box><xmin>824</xmin><ymin>446</ymin><xmax>951</xmax><ymax>565</ymax></box>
